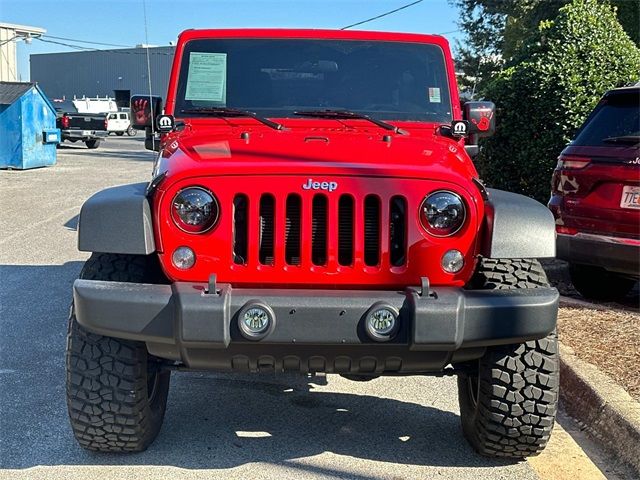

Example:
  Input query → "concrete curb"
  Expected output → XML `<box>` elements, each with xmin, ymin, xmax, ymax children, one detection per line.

<box><xmin>559</xmin><ymin>342</ymin><xmax>640</xmax><ymax>474</ymax></box>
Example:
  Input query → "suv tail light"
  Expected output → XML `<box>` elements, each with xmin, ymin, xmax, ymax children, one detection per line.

<box><xmin>104</xmin><ymin>116</ymin><xmax>108</xmax><ymax>130</ymax></box>
<box><xmin>556</xmin><ymin>226</ymin><xmax>578</xmax><ymax>235</ymax></box>
<box><xmin>557</xmin><ymin>155</ymin><xmax>590</xmax><ymax>169</ymax></box>
<box><xmin>61</xmin><ymin>115</ymin><xmax>69</xmax><ymax>129</ymax></box>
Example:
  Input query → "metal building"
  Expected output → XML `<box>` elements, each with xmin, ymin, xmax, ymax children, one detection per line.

<box><xmin>30</xmin><ymin>46</ymin><xmax>175</xmax><ymax>107</ymax></box>
<box><xmin>0</xmin><ymin>23</ymin><xmax>46</xmax><ymax>82</ymax></box>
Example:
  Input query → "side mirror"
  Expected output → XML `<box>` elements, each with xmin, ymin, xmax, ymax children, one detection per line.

<box><xmin>130</xmin><ymin>94</ymin><xmax>163</xmax><ymax>130</ymax></box>
<box><xmin>463</xmin><ymin>101</ymin><xmax>496</xmax><ymax>138</ymax></box>
<box><xmin>131</xmin><ymin>95</ymin><xmax>163</xmax><ymax>151</ymax></box>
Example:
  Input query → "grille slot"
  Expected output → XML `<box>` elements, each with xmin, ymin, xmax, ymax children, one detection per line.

<box><xmin>233</xmin><ymin>194</ymin><xmax>248</xmax><ymax>264</ymax></box>
<box><xmin>311</xmin><ymin>194</ymin><xmax>328</xmax><ymax>265</ymax></box>
<box><xmin>389</xmin><ymin>196</ymin><xmax>407</xmax><ymax>266</ymax></box>
<box><xmin>364</xmin><ymin>195</ymin><xmax>381</xmax><ymax>266</ymax></box>
<box><xmin>338</xmin><ymin>195</ymin><xmax>354</xmax><ymax>266</ymax></box>
<box><xmin>259</xmin><ymin>194</ymin><xmax>275</xmax><ymax>265</ymax></box>
<box><xmin>285</xmin><ymin>194</ymin><xmax>302</xmax><ymax>265</ymax></box>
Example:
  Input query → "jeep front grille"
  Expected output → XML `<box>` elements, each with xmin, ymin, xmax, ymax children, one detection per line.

<box><xmin>232</xmin><ymin>192</ymin><xmax>407</xmax><ymax>268</ymax></box>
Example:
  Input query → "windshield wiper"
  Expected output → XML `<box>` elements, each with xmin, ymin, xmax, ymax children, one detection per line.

<box><xmin>180</xmin><ymin>107</ymin><xmax>284</xmax><ymax>131</ymax></box>
<box><xmin>602</xmin><ymin>135</ymin><xmax>640</xmax><ymax>145</ymax></box>
<box><xmin>293</xmin><ymin>109</ymin><xmax>408</xmax><ymax>135</ymax></box>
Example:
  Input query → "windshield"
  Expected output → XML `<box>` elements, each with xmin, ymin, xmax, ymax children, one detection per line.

<box><xmin>175</xmin><ymin>38</ymin><xmax>452</xmax><ymax>122</ymax></box>
<box><xmin>572</xmin><ymin>91</ymin><xmax>640</xmax><ymax>147</ymax></box>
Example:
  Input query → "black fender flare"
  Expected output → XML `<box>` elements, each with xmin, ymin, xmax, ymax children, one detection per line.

<box><xmin>78</xmin><ymin>183</ymin><xmax>155</xmax><ymax>255</ymax></box>
<box><xmin>481</xmin><ymin>188</ymin><xmax>555</xmax><ymax>259</ymax></box>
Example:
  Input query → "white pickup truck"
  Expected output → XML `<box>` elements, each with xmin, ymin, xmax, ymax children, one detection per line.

<box><xmin>106</xmin><ymin>112</ymin><xmax>137</xmax><ymax>136</ymax></box>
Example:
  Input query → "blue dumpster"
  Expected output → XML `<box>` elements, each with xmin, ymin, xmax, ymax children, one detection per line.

<box><xmin>0</xmin><ymin>81</ymin><xmax>59</xmax><ymax>169</ymax></box>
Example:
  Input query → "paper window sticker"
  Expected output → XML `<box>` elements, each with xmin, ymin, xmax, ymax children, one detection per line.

<box><xmin>428</xmin><ymin>87</ymin><xmax>441</xmax><ymax>103</ymax></box>
<box><xmin>185</xmin><ymin>52</ymin><xmax>228</xmax><ymax>103</ymax></box>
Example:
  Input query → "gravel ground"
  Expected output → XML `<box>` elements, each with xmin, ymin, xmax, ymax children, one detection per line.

<box><xmin>558</xmin><ymin>305</ymin><xmax>640</xmax><ymax>402</ymax></box>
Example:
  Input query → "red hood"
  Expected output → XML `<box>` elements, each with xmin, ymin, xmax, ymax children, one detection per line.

<box><xmin>156</xmin><ymin>122</ymin><xmax>479</xmax><ymax>191</ymax></box>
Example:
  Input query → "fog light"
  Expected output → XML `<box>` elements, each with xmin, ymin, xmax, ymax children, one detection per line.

<box><xmin>238</xmin><ymin>302</ymin><xmax>274</xmax><ymax>340</ymax></box>
<box><xmin>365</xmin><ymin>305</ymin><xmax>399</xmax><ymax>342</ymax></box>
<box><xmin>172</xmin><ymin>246</ymin><xmax>195</xmax><ymax>270</ymax></box>
<box><xmin>442</xmin><ymin>249</ymin><xmax>464</xmax><ymax>273</ymax></box>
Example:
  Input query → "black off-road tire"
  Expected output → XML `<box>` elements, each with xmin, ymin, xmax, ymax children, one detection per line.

<box><xmin>66</xmin><ymin>253</ymin><xmax>170</xmax><ymax>452</ymax></box>
<box><xmin>457</xmin><ymin>258</ymin><xmax>559</xmax><ymax>458</ymax></box>
<box><xmin>127</xmin><ymin>126</ymin><xmax>137</xmax><ymax>136</ymax></box>
<box><xmin>568</xmin><ymin>263</ymin><xmax>636</xmax><ymax>302</ymax></box>
<box><xmin>85</xmin><ymin>139</ymin><xmax>101</xmax><ymax>149</ymax></box>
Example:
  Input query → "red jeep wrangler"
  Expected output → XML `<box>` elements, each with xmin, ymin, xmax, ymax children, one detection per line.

<box><xmin>67</xmin><ymin>29</ymin><xmax>559</xmax><ymax>457</ymax></box>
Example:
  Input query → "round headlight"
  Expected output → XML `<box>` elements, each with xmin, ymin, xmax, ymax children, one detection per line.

<box><xmin>171</xmin><ymin>187</ymin><xmax>219</xmax><ymax>233</ymax></box>
<box><xmin>419</xmin><ymin>191</ymin><xmax>465</xmax><ymax>237</ymax></box>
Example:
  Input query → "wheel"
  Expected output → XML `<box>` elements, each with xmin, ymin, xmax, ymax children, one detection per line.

<box><xmin>85</xmin><ymin>139</ymin><xmax>101</xmax><ymax>149</ymax></box>
<box><xmin>66</xmin><ymin>253</ymin><xmax>170</xmax><ymax>452</ymax></box>
<box><xmin>116</xmin><ymin>131</ymin><xmax>124</xmax><ymax>136</ymax></box>
<box><xmin>457</xmin><ymin>258</ymin><xmax>559</xmax><ymax>458</ymax></box>
<box><xmin>127</xmin><ymin>126</ymin><xmax>138</xmax><ymax>136</ymax></box>
<box><xmin>569</xmin><ymin>263</ymin><xmax>636</xmax><ymax>302</ymax></box>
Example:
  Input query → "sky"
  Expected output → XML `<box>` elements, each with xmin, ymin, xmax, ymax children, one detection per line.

<box><xmin>0</xmin><ymin>0</ymin><xmax>463</xmax><ymax>81</ymax></box>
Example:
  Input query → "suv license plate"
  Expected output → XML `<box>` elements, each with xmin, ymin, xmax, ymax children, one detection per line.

<box><xmin>82</xmin><ymin>130</ymin><xmax>92</xmax><ymax>136</ymax></box>
<box><xmin>620</xmin><ymin>185</ymin><xmax>640</xmax><ymax>209</ymax></box>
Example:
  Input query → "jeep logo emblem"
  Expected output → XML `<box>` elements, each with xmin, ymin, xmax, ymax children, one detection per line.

<box><xmin>302</xmin><ymin>178</ymin><xmax>338</xmax><ymax>192</ymax></box>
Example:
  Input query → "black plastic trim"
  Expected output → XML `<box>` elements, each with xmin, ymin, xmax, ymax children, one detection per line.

<box><xmin>77</xmin><ymin>182</ymin><xmax>155</xmax><ymax>255</ymax></box>
<box><xmin>482</xmin><ymin>188</ymin><xmax>556</xmax><ymax>259</ymax></box>
<box><xmin>73</xmin><ymin>279</ymin><xmax>559</xmax><ymax>372</ymax></box>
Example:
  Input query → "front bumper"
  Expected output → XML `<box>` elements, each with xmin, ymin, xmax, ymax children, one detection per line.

<box><xmin>73</xmin><ymin>280</ymin><xmax>558</xmax><ymax>373</ymax></box>
<box><xmin>557</xmin><ymin>232</ymin><xmax>640</xmax><ymax>277</ymax></box>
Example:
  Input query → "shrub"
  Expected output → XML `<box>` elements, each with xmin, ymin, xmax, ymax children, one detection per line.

<box><xmin>476</xmin><ymin>0</ymin><xmax>640</xmax><ymax>202</ymax></box>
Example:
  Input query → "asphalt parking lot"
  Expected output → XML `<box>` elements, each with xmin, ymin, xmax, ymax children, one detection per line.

<box><xmin>0</xmin><ymin>136</ymin><xmax>626</xmax><ymax>480</ymax></box>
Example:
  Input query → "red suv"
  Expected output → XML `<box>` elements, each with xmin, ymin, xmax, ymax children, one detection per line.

<box><xmin>549</xmin><ymin>86</ymin><xmax>640</xmax><ymax>301</ymax></box>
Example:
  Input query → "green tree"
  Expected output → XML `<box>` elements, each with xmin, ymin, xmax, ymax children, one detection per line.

<box><xmin>476</xmin><ymin>0</ymin><xmax>640</xmax><ymax>202</ymax></box>
<box><xmin>451</xmin><ymin>0</ymin><xmax>640</xmax><ymax>96</ymax></box>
